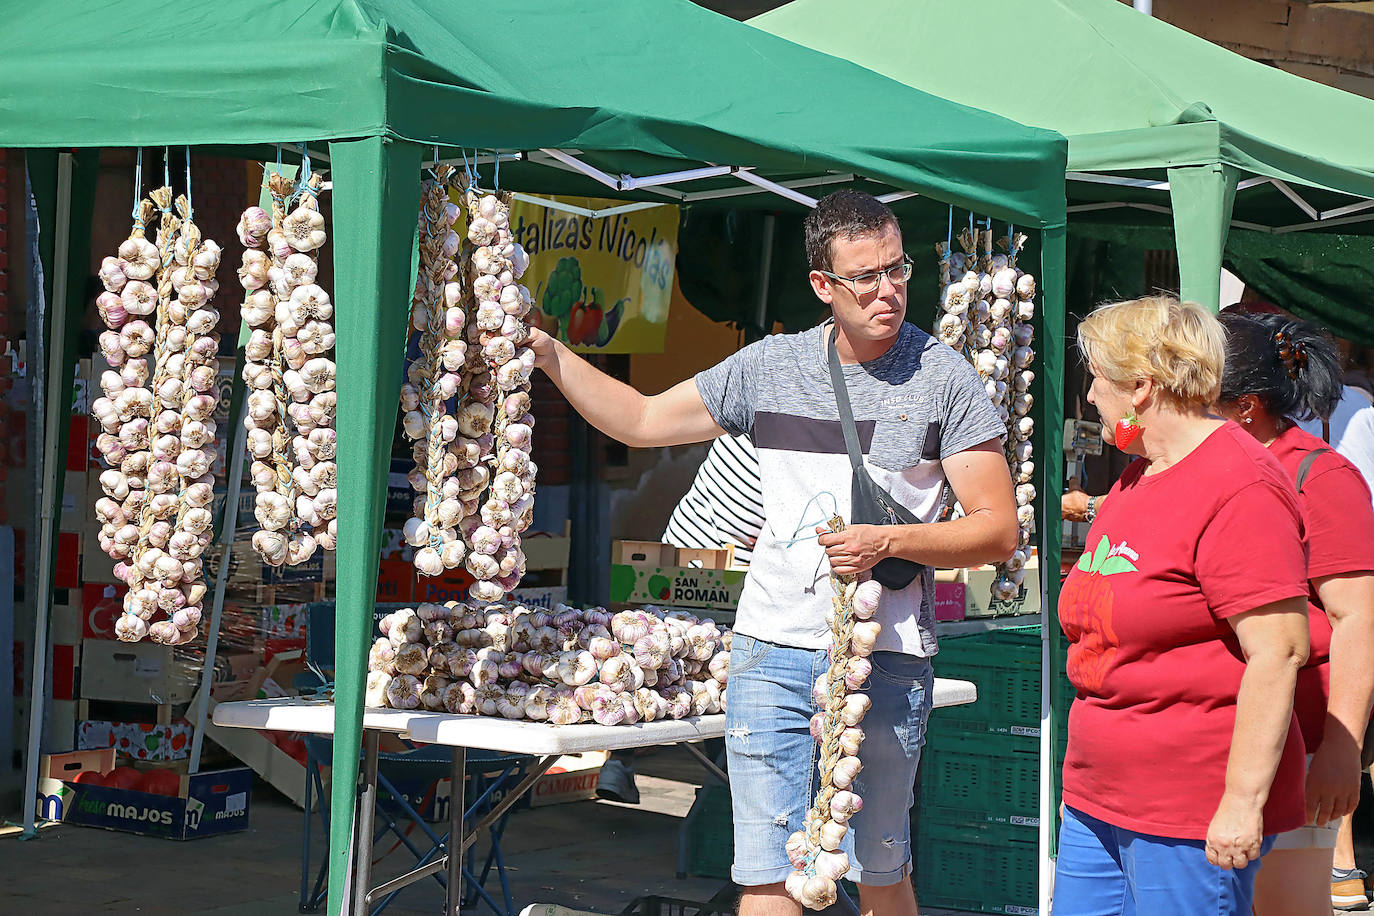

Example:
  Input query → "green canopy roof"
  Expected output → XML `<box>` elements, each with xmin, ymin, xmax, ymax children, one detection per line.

<box><xmin>1</xmin><ymin>0</ymin><xmax>1067</xmax><ymax>226</ymax></box>
<box><xmin>753</xmin><ymin>0</ymin><xmax>1374</xmax><ymax>202</ymax></box>
<box><xmin>753</xmin><ymin>0</ymin><xmax>1374</xmax><ymax>316</ymax></box>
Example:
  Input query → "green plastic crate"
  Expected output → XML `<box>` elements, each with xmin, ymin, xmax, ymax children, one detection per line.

<box><xmin>685</xmin><ymin>784</ymin><xmax>734</xmax><ymax>879</ymax></box>
<box><xmin>932</xmin><ymin>628</ymin><xmax>1041</xmax><ymax>735</ymax></box>
<box><xmin>915</xmin><ymin>819</ymin><xmax>1039</xmax><ymax>914</ymax></box>
<box><xmin>920</xmin><ymin>732</ymin><xmax>1040</xmax><ymax>830</ymax></box>
<box><xmin>933</xmin><ymin>627</ymin><xmax>1075</xmax><ymax>745</ymax></box>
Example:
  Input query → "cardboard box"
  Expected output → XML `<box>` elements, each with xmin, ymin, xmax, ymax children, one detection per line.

<box><xmin>416</xmin><ymin>567</ymin><xmax>475</xmax><ymax>603</ymax></box>
<box><xmin>376</xmin><ymin>558</ymin><xmax>416</xmax><ymax>603</ymax></box>
<box><xmin>610</xmin><ymin>540</ymin><xmax>745</xmax><ymax>610</ymax></box>
<box><xmin>528</xmin><ymin>752</ymin><xmax>607</xmax><ymax>807</ymax></box>
<box><xmin>52</xmin><ymin>763</ymin><xmax>252</xmax><ymax>840</ymax></box>
<box><xmin>261</xmin><ymin>603</ymin><xmax>308</xmax><ymax>640</ymax></box>
<box><xmin>964</xmin><ymin>557</ymin><xmax>1041</xmax><ymax>619</ymax></box>
<box><xmin>35</xmin><ymin>748</ymin><xmax>116</xmax><ymax>822</ymax></box>
<box><xmin>81</xmin><ymin>582</ymin><xmax>128</xmax><ymax>640</ymax></box>
<box><xmin>933</xmin><ymin>582</ymin><xmax>967</xmax><ymax>622</ymax></box>
<box><xmin>674</xmin><ymin>546</ymin><xmax>733</xmax><ymax>570</ymax></box>
<box><xmin>522</xmin><ymin>528</ymin><xmax>571</xmax><ymax>574</ymax></box>
<box><xmin>78</xmin><ymin>719</ymin><xmax>194</xmax><ymax>760</ymax></box>
<box><xmin>609</xmin><ymin>562</ymin><xmax>745</xmax><ymax>610</ymax></box>
<box><xmin>508</xmin><ymin>585</ymin><xmax>569</xmax><ymax>610</ymax></box>
<box><xmin>422</xmin><ymin>752</ymin><xmax>606</xmax><ymax>822</ymax></box>
<box><xmin>79</xmin><ymin>639</ymin><xmax>198</xmax><ymax>705</ymax></box>
<box><xmin>612</xmin><ymin>540</ymin><xmax>676</xmax><ymax>567</ymax></box>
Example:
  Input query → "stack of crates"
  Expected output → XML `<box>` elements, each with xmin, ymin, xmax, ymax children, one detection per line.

<box><xmin>914</xmin><ymin>626</ymin><xmax>1067</xmax><ymax>914</ymax></box>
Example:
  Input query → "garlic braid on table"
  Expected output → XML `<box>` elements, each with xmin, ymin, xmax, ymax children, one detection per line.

<box><xmin>400</xmin><ymin>167</ymin><xmax>468</xmax><ymax>576</ymax></box>
<box><xmin>783</xmin><ymin>516</ymin><xmax>883</xmax><ymax>911</ymax></box>
<box><xmin>366</xmin><ymin>601</ymin><xmax>730</xmax><ymax>724</ymax></box>
<box><xmin>93</xmin><ymin>188</ymin><xmax>224</xmax><ymax>643</ymax></box>
<box><xmin>456</xmin><ymin>183</ymin><xmax>536</xmax><ymax>602</ymax></box>
<box><xmin>237</xmin><ymin>171</ymin><xmax>337</xmax><ymax>568</ymax></box>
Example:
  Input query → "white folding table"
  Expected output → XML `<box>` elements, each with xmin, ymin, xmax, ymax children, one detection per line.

<box><xmin>213</xmin><ymin>677</ymin><xmax>976</xmax><ymax>916</ymax></box>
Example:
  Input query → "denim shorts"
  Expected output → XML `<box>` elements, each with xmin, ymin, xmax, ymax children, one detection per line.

<box><xmin>1054</xmin><ymin>806</ymin><xmax>1276</xmax><ymax>916</ymax></box>
<box><xmin>724</xmin><ymin>634</ymin><xmax>934</xmax><ymax>887</ymax></box>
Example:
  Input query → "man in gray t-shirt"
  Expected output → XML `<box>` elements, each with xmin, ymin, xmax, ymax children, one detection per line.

<box><xmin>528</xmin><ymin>190</ymin><xmax>1015</xmax><ymax>916</ymax></box>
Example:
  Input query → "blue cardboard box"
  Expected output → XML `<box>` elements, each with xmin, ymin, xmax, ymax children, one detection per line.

<box><xmin>42</xmin><ymin>761</ymin><xmax>252</xmax><ymax>840</ymax></box>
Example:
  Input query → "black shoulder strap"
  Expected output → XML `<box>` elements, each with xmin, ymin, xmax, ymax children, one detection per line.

<box><xmin>1296</xmin><ymin>448</ymin><xmax>1331</xmax><ymax>494</ymax></box>
<box><xmin>825</xmin><ymin>322</ymin><xmax>866</xmax><ymax>474</ymax></box>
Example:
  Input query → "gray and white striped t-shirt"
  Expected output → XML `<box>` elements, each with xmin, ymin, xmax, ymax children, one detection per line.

<box><xmin>695</xmin><ymin>321</ymin><xmax>1004</xmax><ymax>656</ymax></box>
<box><xmin>662</xmin><ymin>434</ymin><xmax>764</xmax><ymax>565</ymax></box>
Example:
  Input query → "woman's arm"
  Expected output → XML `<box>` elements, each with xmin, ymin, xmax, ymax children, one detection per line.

<box><xmin>1307</xmin><ymin>571</ymin><xmax>1374</xmax><ymax>825</ymax></box>
<box><xmin>1207</xmin><ymin>598</ymin><xmax>1310</xmax><ymax>869</ymax></box>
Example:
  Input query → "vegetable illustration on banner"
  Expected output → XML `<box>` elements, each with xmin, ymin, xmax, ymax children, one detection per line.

<box><xmin>498</xmin><ymin>195</ymin><xmax>677</xmax><ymax>353</ymax></box>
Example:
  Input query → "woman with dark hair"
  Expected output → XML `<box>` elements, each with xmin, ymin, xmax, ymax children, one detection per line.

<box><xmin>1216</xmin><ymin>311</ymin><xmax>1374</xmax><ymax>915</ymax></box>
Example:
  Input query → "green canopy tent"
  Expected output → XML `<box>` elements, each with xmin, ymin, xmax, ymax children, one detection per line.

<box><xmin>2</xmin><ymin>1</ymin><xmax>1066</xmax><ymax>911</ymax></box>
<box><xmin>754</xmin><ymin>0</ymin><xmax>1374</xmax><ymax>905</ymax></box>
<box><xmin>753</xmin><ymin>0</ymin><xmax>1374</xmax><ymax>321</ymax></box>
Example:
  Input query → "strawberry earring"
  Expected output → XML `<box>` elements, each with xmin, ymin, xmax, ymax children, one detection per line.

<box><xmin>1114</xmin><ymin>413</ymin><xmax>1143</xmax><ymax>449</ymax></box>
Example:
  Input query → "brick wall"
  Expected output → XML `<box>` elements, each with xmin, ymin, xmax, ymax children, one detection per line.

<box><xmin>188</xmin><ymin>155</ymin><xmax>252</xmax><ymax>268</ymax></box>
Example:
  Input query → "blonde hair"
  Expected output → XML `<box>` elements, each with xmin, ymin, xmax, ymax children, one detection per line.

<box><xmin>1078</xmin><ymin>296</ymin><xmax>1224</xmax><ymax>407</ymax></box>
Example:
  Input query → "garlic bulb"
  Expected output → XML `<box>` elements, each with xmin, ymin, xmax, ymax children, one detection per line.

<box><xmin>236</xmin><ymin>171</ymin><xmax>336</xmax><ymax>565</ymax></box>
<box><xmin>934</xmin><ymin>225</ymin><xmax>1037</xmax><ymax>604</ymax></box>
<box><xmin>785</xmin><ymin>518</ymin><xmax>883</xmax><ymax>906</ymax></box>
<box><xmin>367</xmin><ymin>603</ymin><xmax>732</xmax><ymax>726</ymax></box>
<box><xmin>95</xmin><ymin>191</ymin><xmax>222</xmax><ymax>643</ymax></box>
<box><xmin>396</xmin><ymin>176</ymin><xmax>537</xmax><ymax>595</ymax></box>
<box><xmin>398</xmin><ymin>171</ymin><xmax>470</xmax><ymax>576</ymax></box>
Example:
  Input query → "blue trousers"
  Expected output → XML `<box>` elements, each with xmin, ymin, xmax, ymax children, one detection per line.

<box><xmin>724</xmin><ymin>636</ymin><xmax>933</xmax><ymax>887</ymax></box>
<box><xmin>1053</xmin><ymin>805</ymin><xmax>1274</xmax><ymax>916</ymax></box>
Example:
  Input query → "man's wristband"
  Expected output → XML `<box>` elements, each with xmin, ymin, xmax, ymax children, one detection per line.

<box><xmin>1083</xmin><ymin>496</ymin><xmax>1098</xmax><ymax>524</ymax></box>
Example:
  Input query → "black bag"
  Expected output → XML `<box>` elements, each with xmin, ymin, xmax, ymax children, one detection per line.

<box><xmin>825</xmin><ymin>323</ymin><xmax>926</xmax><ymax>590</ymax></box>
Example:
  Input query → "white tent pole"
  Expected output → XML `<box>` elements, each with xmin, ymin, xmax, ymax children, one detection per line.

<box><xmin>734</xmin><ymin>169</ymin><xmax>819</xmax><ymax>208</ymax></box>
<box><xmin>21</xmin><ymin>151</ymin><xmax>73</xmax><ymax>837</ymax></box>
<box><xmin>187</xmin><ymin>387</ymin><xmax>249</xmax><ymax>774</ymax></box>
<box><xmin>1038</xmin><ymin>461</ymin><xmax>1055</xmax><ymax>914</ymax></box>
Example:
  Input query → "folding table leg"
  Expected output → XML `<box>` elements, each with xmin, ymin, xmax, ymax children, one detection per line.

<box><xmin>353</xmin><ymin>731</ymin><xmax>381</xmax><ymax>916</ymax></box>
<box><xmin>448</xmin><ymin>746</ymin><xmax>467</xmax><ymax>916</ymax></box>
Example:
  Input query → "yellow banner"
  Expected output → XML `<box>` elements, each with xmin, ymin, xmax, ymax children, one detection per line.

<box><xmin>508</xmin><ymin>196</ymin><xmax>678</xmax><ymax>353</ymax></box>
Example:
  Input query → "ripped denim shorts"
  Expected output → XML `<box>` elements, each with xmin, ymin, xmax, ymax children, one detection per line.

<box><xmin>724</xmin><ymin>634</ymin><xmax>934</xmax><ymax>887</ymax></box>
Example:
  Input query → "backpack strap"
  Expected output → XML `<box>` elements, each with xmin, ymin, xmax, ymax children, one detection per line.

<box><xmin>1296</xmin><ymin>448</ymin><xmax>1332</xmax><ymax>494</ymax></box>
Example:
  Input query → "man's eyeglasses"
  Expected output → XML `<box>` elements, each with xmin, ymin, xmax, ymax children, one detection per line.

<box><xmin>819</xmin><ymin>256</ymin><xmax>913</xmax><ymax>296</ymax></box>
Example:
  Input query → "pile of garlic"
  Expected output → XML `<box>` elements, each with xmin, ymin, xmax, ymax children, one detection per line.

<box><xmin>784</xmin><ymin>517</ymin><xmax>881</xmax><ymax>910</ymax></box>
<box><xmin>236</xmin><ymin>171</ymin><xmax>337</xmax><ymax>568</ymax></box>
<box><xmin>933</xmin><ymin>225</ymin><xmax>1036</xmax><ymax>601</ymax></box>
<box><xmin>91</xmin><ymin>188</ymin><xmax>223</xmax><ymax>644</ymax></box>
<box><xmin>453</xmin><ymin>181</ymin><xmax>536</xmax><ymax>601</ymax></box>
<box><xmin>366</xmin><ymin>602</ymin><xmax>730</xmax><ymax>724</ymax></box>
<box><xmin>399</xmin><ymin>168</ymin><xmax>468</xmax><ymax>576</ymax></box>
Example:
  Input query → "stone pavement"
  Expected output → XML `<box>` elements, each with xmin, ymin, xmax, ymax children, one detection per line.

<box><xmin>0</xmin><ymin>748</ymin><xmax>982</xmax><ymax>916</ymax></box>
<box><xmin>8</xmin><ymin>746</ymin><xmax>1357</xmax><ymax>915</ymax></box>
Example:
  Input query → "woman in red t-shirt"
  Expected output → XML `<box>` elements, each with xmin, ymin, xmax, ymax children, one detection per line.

<box><xmin>1216</xmin><ymin>311</ymin><xmax>1374</xmax><ymax>915</ymax></box>
<box><xmin>1055</xmin><ymin>297</ymin><xmax>1311</xmax><ymax>916</ymax></box>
